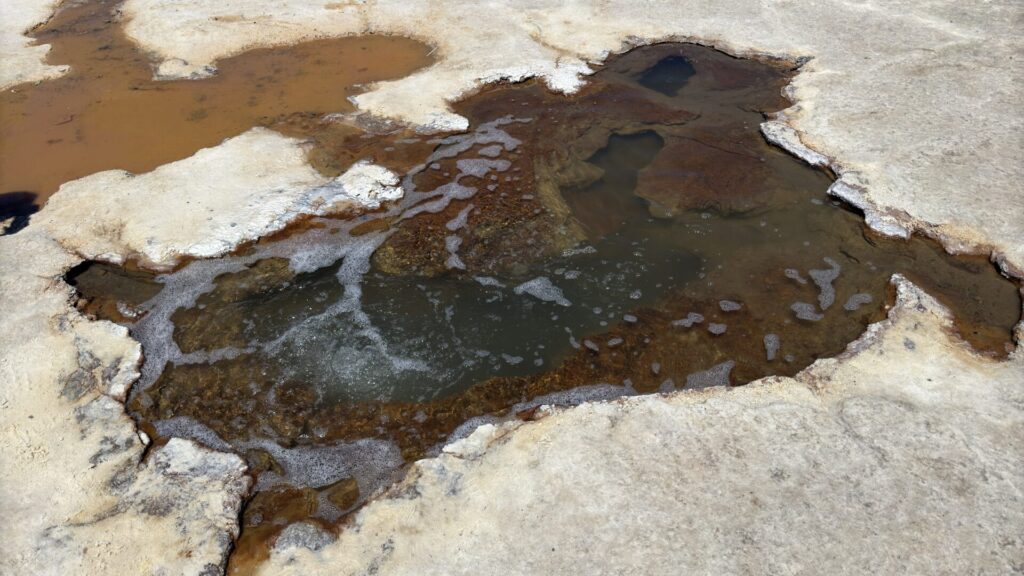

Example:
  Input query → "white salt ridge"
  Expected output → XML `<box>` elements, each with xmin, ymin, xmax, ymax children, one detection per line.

<box><xmin>685</xmin><ymin>360</ymin><xmax>735</xmax><ymax>389</ymax></box>
<box><xmin>514</xmin><ymin>276</ymin><xmax>572</xmax><ymax>307</ymax></box>
<box><xmin>40</xmin><ymin>131</ymin><xmax>405</xmax><ymax>270</ymax></box>
<box><xmin>809</xmin><ymin>257</ymin><xmax>842</xmax><ymax>310</ymax></box>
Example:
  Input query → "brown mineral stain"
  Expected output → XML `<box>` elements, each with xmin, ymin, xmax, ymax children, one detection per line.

<box><xmin>0</xmin><ymin>0</ymin><xmax>433</xmax><ymax>202</ymax></box>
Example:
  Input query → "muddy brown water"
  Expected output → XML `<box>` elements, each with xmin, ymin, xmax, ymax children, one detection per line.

<box><xmin>0</xmin><ymin>0</ymin><xmax>432</xmax><ymax>204</ymax></box>
<box><xmin>62</xmin><ymin>43</ymin><xmax>1020</xmax><ymax>573</ymax></box>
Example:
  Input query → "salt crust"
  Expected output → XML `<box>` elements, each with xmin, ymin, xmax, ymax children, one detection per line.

<box><xmin>1</xmin><ymin>1</ymin><xmax>1022</xmax><ymax>572</ymax></box>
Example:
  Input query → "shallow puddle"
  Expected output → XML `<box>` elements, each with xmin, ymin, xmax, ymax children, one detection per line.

<box><xmin>0</xmin><ymin>0</ymin><xmax>432</xmax><ymax>204</ymax></box>
<box><xmin>66</xmin><ymin>43</ymin><xmax>1020</xmax><ymax>572</ymax></box>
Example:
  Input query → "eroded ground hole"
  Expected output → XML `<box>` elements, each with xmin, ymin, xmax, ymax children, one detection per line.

<box><xmin>65</xmin><ymin>43</ymin><xmax>1020</xmax><ymax>572</ymax></box>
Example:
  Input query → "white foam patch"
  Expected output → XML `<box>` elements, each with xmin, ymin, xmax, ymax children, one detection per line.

<box><xmin>719</xmin><ymin>300</ymin><xmax>742</xmax><ymax>312</ymax></box>
<box><xmin>510</xmin><ymin>383</ymin><xmax>635</xmax><ymax>415</ymax></box>
<box><xmin>809</xmin><ymin>257</ymin><xmax>842</xmax><ymax>310</ymax></box>
<box><xmin>707</xmin><ymin>323</ymin><xmax>727</xmax><ymax>335</ymax></box>
<box><xmin>685</xmin><ymin>360</ymin><xmax>735</xmax><ymax>389</ymax></box>
<box><xmin>514</xmin><ymin>276</ymin><xmax>572</xmax><ymax>307</ymax></box>
<box><xmin>477</xmin><ymin>145</ymin><xmax>503</xmax><ymax>158</ymax></box>
<box><xmin>501</xmin><ymin>353</ymin><xmax>524</xmax><ymax>365</ymax></box>
<box><xmin>672</xmin><ymin>312</ymin><xmax>704</xmax><ymax>328</ymax></box>
<box><xmin>562</xmin><ymin>245</ymin><xmax>597</xmax><ymax>257</ymax></box>
<box><xmin>445</xmin><ymin>204</ymin><xmax>474</xmax><ymax>231</ymax></box>
<box><xmin>791</xmin><ymin>302</ymin><xmax>823</xmax><ymax>321</ymax></box>
<box><xmin>764</xmin><ymin>333</ymin><xmax>781</xmax><ymax>361</ymax></box>
<box><xmin>245</xmin><ymin>437</ymin><xmax>402</xmax><ymax>493</ymax></box>
<box><xmin>474</xmin><ymin>276</ymin><xmax>505</xmax><ymax>288</ymax></box>
<box><xmin>152</xmin><ymin>416</ymin><xmax>234</xmax><ymax>452</ymax></box>
<box><xmin>784</xmin><ymin>268</ymin><xmax>808</xmax><ymax>284</ymax></box>
<box><xmin>445</xmin><ymin>235</ymin><xmax>466</xmax><ymax>270</ymax></box>
<box><xmin>400</xmin><ymin>182</ymin><xmax>478</xmax><ymax>221</ymax></box>
<box><xmin>455</xmin><ymin>158</ymin><xmax>512</xmax><ymax>179</ymax></box>
<box><xmin>844</xmin><ymin>293</ymin><xmax>873</xmax><ymax>311</ymax></box>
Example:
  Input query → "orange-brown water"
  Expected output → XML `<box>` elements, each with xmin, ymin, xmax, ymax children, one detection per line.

<box><xmin>0</xmin><ymin>0</ymin><xmax>432</xmax><ymax>202</ymax></box>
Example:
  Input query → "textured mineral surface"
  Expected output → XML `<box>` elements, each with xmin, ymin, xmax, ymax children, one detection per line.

<box><xmin>0</xmin><ymin>0</ymin><xmax>67</xmax><ymax>89</ymax></box>
<box><xmin>1</xmin><ymin>0</ymin><xmax>1021</xmax><ymax>575</ymax></box>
